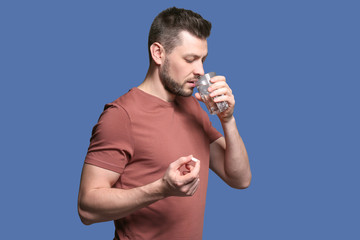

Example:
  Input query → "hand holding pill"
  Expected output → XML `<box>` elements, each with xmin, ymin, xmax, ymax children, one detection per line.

<box><xmin>162</xmin><ymin>155</ymin><xmax>201</xmax><ymax>197</ymax></box>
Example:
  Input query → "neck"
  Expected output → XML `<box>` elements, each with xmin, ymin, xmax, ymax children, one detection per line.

<box><xmin>138</xmin><ymin>64</ymin><xmax>176</xmax><ymax>102</ymax></box>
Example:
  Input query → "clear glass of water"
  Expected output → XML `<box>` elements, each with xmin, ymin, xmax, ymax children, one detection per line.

<box><xmin>196</xmin><ymin>72</ymin><xmax>229</xmax><ymax>115</ymax></box>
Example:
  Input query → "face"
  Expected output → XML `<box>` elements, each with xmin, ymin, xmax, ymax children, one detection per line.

<box><xmin>159</xmin><ymin>31</ymin><xmax>208</xmax><ymax>97</ymax></box>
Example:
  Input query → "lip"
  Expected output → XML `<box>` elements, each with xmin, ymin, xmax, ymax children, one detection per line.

<box><xmin>187</xmin><ymin>81</ymin><xmax>196</xmax><ymax>88</ymax></box>
<box><xmin>187</xmin><ymin>79</ymin><xmax>198</xmax><ymax>87</ymax></box>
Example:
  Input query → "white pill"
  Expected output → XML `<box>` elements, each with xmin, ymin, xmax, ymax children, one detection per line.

<box><xmin>191</xmin><ymin>157</ymin><xmax>200</xmax><ymax>162</ymax></box>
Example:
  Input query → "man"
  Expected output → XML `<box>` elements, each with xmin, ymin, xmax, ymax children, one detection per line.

<box><xmin>78</xmin><ymin>7</ymin><xmax>251</xmax><ymax>240</ymax></box>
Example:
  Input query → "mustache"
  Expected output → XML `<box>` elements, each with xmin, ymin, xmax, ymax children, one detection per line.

<box><xmin>186</xmin><ymin>76</ymin><xmax>200</xmax><ymax>82</ymax></box>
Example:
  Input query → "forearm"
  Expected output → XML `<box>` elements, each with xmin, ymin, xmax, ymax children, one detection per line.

<box><xmin>78</xmin><ymin>178</ymin><xmax>165</xmax><ymax>225</ymax></box>
<box><xmin>78</xmin><ymin>156</ymin><xmax>200</xmax><ymax>225</ymax></box>
<box><xmin>221</xmin><ymin>116</ymin><xmax>251</xmax><ymax>188</ymax></box>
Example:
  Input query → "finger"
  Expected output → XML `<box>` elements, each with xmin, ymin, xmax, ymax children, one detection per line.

<box><xmin>187</xmin><ymin>178</ymin><xmax>200</xmax><ymax>195</ymax></box>
<box><xmin>213</xmin><ymin>94</ymin><xmax>234</xmax><ymax>105</ymax></box>
<box><xmin>194</xmin><ymin>92</ymin><xmax>203</xmax><ymax>102</ymax></box>
<box><xmin>208</xmin><ymin>81</ymin><xmax>229</xmax><ymax>92</ymax></box>
<box><xmin>179</xmin><ymin>160</ymin><xmax>200</xmax><ymax>185</ymax></box>
<box><xmin>181</xmin><ymin>177</ymin><xmax>198</xmax><ymax>194</ymax></box>
<box><xmin>170</xmin><ymin>155</ymin><xmax>193</xmax><ymax>170</ymax></box>
<box><xmin>213</xmin><ymin>95</ymin><xmax>229</xmax><ymax>103</ymax></box>
<box><xmin>209</xmin><ymin>88</ymin><xmax>231</xmax><ymax>98</ymax></box>
<box><xmin>191</xmin><ymin>159</ymin><xmax>200</xmax><ymax>176</ymax></box>
<box><xmin>210</xmin><ymin>75</ymin><xmax>226</xmax><ymax>83</ymax></box>
<box><xmin>214</xmin><ymin>98</ymin><xmax>234</xmax><ymax>112</ymax></box>
<box><xmin>182</xmin><ymin>170</ymin><xmax>191</xmax><ymax>175</ymax></box>
<box><xmin>185</xmin><ymin>163</ymin><xmax>195</xmax><ymax>171</ymax></box>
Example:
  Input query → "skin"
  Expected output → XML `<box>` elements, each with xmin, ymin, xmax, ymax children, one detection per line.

<box><xmin>78</xmin><ymin>30</ymin><xmax>251</xmax><ymax>225</ymax></box>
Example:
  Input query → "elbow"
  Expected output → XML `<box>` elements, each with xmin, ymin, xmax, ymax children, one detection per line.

<box><xmin>78</xmin><ymin>201</ymin><xmax>96</xmax><ymax>225</ymax></box>
<box><xmin>78</xmin><ymin>207</ymin><xmax>93</xmax><ymax>225</ymax></box>
<box><xmin>228</xmin><ymin>173</ymin><xmax>252</xmax><ymax>189</ymax></box>
<box><xmin>233</xmin><ymin>179</ymin><xmax>251</xmax><ymax>189</ymax></box>
<box><xmin>229</xmin><ymin>180</ymin><xmax>251</xmax><ymax>189</ymax></box>
<box><xmin>79</xmin><ymin>215</ymin><xmax>93</xmax><ymax>226</ymax></box>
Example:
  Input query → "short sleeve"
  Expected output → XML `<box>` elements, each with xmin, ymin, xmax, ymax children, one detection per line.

<box><xmin>206</xmin><ymin>121</ymin><xmax>222</xmax><ymax>143</ymax></box>
<box><xmin>200</xmin><ymin>110</ymin><xmax>222</xmax><ymax>143</ymax></box>
<box><xmin>189</xmin><ymin>96</ymin><xmax>222</xmax><ymax>143</ymax></box>
<box><xmin>84</xmin><ymin>103</ymin><xmax>134</xmax><ymax>174</ymax></box>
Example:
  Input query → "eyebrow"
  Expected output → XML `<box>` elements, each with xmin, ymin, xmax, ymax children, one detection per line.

<box><xmin>184</xmin><ymin>53</ymin><xmax>208</xmax><ymax>60</ymax></box>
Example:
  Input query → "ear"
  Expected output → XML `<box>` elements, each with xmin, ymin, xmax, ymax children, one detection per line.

<box><xmin>150</xmin><ymin>42</ymin><xmax>165</xmax><ymax>65</ymax></box>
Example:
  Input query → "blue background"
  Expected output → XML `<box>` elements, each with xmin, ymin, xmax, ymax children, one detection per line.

<box><xmin>1</xmin><ymin>0</ymin><xmax>359</xmax><ymax>239</ymax></box>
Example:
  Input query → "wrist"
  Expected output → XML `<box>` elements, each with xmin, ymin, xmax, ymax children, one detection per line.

<box><xmin>141</xmin><ymin>178</ymin><xmax>168</xmax><ymax>201</ymax></box>
<box><xmin>157</xmin><ymin>177</ymin><xmax>171</xmax><ymax>198</ymax></box>
<box><xmin>220</xmin><ymin>115</ymin><xmax>235</xmax><ymax>124</ymax></box>
<box><xmin>220</xmin><ymin>115</ymin><xmax>238</xmax><ymax>136</ymax></box>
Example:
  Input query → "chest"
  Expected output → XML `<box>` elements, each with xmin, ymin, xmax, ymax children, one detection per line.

<box><xmin>119</xmin><ymin>109</ymin><xmax>210</xmax><ymax>187</ymax></box>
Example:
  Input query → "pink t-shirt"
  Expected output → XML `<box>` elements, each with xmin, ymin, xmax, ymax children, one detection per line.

<box><xmin>85</xmin><ymin>88</ymin><xmax>222</xmax><ymax>239</ymax></box>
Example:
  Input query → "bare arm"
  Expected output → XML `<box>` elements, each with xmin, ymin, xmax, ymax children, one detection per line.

<box><xmin>78</xmin><ymin>155</ymin><xmax>200</xmax><ymax>225</ymax></box>
<box><xmin>195</xmin><ymin>75</ymin><xmax>251</xmax><ymax>189</ymax></box>
<box><xmin>209</xmin><ymin>117</ymin><xmax>251</xmax><ymax>189</ymax></box>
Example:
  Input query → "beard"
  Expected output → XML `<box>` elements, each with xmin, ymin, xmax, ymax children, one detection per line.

<box><xmin>159</xmin><ymin>58</ymin><xmax>193</xmax><ymax>97</ymax></box>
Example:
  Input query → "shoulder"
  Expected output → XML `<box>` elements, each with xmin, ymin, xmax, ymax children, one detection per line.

<box><xmin>111</xmin><ymin>88</ymin><xmax>137</xmax><ymax>109</ymax></box>
<box><xmin>92</xmin><ymin>92</ymin><xmax>135</xmax><ymax>140</ymax></box>
<box><xmin>102</xmin><ymin>88</ymin><xmax>143</xmax><ymax>121</ymax></box>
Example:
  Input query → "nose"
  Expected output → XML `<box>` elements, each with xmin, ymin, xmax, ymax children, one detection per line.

<box><xmin>193</xmin><ymin>60</ymin><xmax>205</xmax><ymax>77</ymax></box>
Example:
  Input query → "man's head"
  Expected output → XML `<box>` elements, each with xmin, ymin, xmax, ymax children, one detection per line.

<box><xmin>148</xmin><ymin>7</ymin><xmax>212</xmax><ymax>63</ymax></box>
<box><xmin>147</xmin><ymin>7</ymin><xmax>212</xmax><ymax>98</ymax></box>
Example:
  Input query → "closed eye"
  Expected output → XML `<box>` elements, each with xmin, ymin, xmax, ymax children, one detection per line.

<box><xmin>185</xmin><ymin>58</ymin><xmax>195</xmax><ymax>63</ymax></box>
<box><xmin>184</xmin><ymin>53</ymin><xmax>208</xmax><ymax>63</ymax></box>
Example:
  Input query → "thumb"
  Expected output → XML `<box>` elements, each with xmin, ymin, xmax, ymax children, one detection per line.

<box><xmin>194</xmin><ymin>93</ymin><xmax>203</xmax><ymax>102</ymax></box>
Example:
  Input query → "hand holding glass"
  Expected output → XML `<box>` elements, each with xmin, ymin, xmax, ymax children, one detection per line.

<box><xmin>196</xmin><ymin>72</ymin><xmax>229</xmax><ymax>115</ymax></box>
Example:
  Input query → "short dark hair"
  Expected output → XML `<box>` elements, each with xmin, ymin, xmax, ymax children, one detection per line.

<box><xmin>148</xmin><ymin>7</ymin><xmax>212</xmax><ymax>62</ymax></box>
